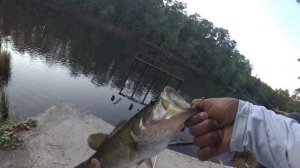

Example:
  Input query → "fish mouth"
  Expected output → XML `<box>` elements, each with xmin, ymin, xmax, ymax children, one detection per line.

<box><xmin>161</xmin><ymin>86</ymin><xmax>190</xmax><ymax>119</ymax></box>
<box><xmin>163</xmin><ymin>86</ymin><xmax>189</xmax><ymax>109</ymax></box>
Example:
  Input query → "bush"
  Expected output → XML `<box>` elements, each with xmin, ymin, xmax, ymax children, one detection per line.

<box><xmin>0</xmin><ymin>117</ymin><xmax>38</xmax><ymax>149</ymax></box>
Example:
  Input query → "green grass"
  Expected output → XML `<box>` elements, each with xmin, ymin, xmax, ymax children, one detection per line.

<box><xmin>0</xmin><ymin>117</ymin><xmax>38</xmax><ymax>149</ymax></box>
<box><xmin>0</xmin><ymin>50</ymin><xmax>33</xmax><ymax>150</ymax></box>
<box><xmin>0</xmin><ymin>86</ymin><xmax>37</xmax><ymax>149</ymax></box>
<box><xmin>0</xmin><ymin>87</ymin><xmax>38</xmax><ymax>150</ymax></box>
<box><xmin>233</xmin><ymin>150</ymin><xmax>259</xmax><ymax>168</ymax></box>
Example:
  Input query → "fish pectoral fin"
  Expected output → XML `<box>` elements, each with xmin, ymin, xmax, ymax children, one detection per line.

<box><xmin>87</xmin><ymin>133</ymin><xmax>109</xmax><ymax>150</ymax></box>
<box><xmin>137</xmin><ymin>155</ymin><xmax>158</xmax><ymax>168</ymax></box>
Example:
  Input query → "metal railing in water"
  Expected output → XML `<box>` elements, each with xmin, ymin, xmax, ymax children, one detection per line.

<box><xmin>119</xmin><ymin>51</ymin><xmax>184</xmax><ymax>105</ymax></box>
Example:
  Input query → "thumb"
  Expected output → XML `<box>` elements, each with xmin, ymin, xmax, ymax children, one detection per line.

<box><xmin>90</xmin><ymin>158</ymin><xmax>102</xmax><ymax>168</ymax></box>
<box><xmin>191</xmin><ymin>99</ymin><xmax>207</xmax><ymax>110</ymax></box>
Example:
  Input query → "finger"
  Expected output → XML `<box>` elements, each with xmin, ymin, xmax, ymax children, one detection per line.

<box><xmin>191</xmin><ymin>99</ymin><xmax>201</xmax><ymax>105</ymax></box>
<box><xmin>191</xmin><ymin>98</ymin><xmax>239</xmax><ymax>128</ymax></box>
<box><xmin>191</xmin><ymin>99</ymin><xmax>206</xmax><ymax>108</ymax></box>
<box><xmin>90</xmin><ymin>158</ymin><xmax>102</xmax><ymax>168</ymax></box>
<box><xmin>193</xmin><ymin>130</ymin><xmax>223</xmax><ymax>148</ymax></box>
<box><xmin>189</xmin><ymin>119</ymin><xmax>219</xmax><ymax>136</ymax></box>
<box><xmin>218</xmin><ymin>125</ymin><xmax>233</xmax><ymax>153</ymax></box>
<box><xmin>185</xmin><ymin>112</ymin><xmax>209</xmax><ymax>127</ymax></box>
<box><xmin>196</xmin><ymin>146</ymin><xmax>219</xmax><ymax>161</ymax></box>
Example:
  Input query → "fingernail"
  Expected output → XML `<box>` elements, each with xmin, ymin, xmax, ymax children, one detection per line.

<box><xmin>90</xmin><ymin>159</ymin><xmax>96</xmax><ymax>168</ymax></box>
<box><xmin>197</xmin><ymin>147</ymin><xmax>211</xmax><ymax>161</ymax></box>
<box><xmin>199</xmin><ymin>112</ymin><xmax>208</xmax><ymax>120</ymax></box>
<box><xmin>191</xmin><ymin>99</ymin><xmax>201</xmax><ymax>105</ymax></box>
<box><xmin>91</xmin><ymin>161</ymin><xmax>95</xmax><ymax>168</ymax></box>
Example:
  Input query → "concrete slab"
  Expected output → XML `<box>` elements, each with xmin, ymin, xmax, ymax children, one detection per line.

<box><xmin>0</xmin><ymin>103</ymin><xmax>230</xmax><ymax>168</ymax></box>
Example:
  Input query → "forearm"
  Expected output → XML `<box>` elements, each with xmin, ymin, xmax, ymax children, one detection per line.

<box><xmin>230</xmin><ymin>100</ymin><xmax>300</xmax><ymax>167</ymax></box>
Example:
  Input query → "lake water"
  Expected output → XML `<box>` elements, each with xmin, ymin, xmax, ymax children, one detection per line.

<box><xmin>0</xmin><ymin>0</ymin><xmax>237</xmax><ymax>155</ymax></box>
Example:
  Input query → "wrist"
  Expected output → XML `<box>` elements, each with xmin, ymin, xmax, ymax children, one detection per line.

<box><xmin>230</xmin><ymin>100</ymin><xmax>250</xmax><ymax>152</ymax></box>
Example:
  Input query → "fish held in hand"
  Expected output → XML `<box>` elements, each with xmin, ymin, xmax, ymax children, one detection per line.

<box><xmin>75</xmin><ymin>86</ymin><xmax>199</xmax><ymax>168</ymax></box>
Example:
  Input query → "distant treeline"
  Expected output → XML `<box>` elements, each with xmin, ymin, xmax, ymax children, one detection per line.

<box><xmin>34</xmin><ymin>0</ymin><xmax>300</xmax><ymax>111</ymax></box>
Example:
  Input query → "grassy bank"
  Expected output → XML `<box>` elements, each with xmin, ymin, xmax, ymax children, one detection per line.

<box><xmin>0</xmin><ymin>45</ymin><xmax>30</xmax><ymax>149</ymax></box>
<box><xmin>0</xmin><ymin>117</ymin><xmax>38</xmax><ymax>149</ymax></box>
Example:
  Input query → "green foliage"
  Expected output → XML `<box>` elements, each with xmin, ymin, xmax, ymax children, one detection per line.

<box><xmin>53</xmin><ymin>0</ymin><xmax>251</xmax><ymax>87</ymax></box>
<box><xmin>0</xmin><ymin>117</ymin><xmax>38</xmax><ymax>149</ymax></box>
<box><xmin>82</xmin><ymin>0</ymin><xmax>114</xmax><ymax>20</ymax></box>
<box><xmin>233</xmin><ymin>151</ymin><xmax>258</xmax><ymax>168</ymax></box>
<box><xmin>271</xmin><ymin>89</ymin><xmax>290</xmax><ymax>110</ymax></box>
<box><xmin>0</xmin><ymin>32</ymin><xmax>37</xmax><ymax>150</ymax></box>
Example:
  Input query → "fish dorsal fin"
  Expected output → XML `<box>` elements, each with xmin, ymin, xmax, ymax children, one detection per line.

<box><xmin>87</xmin><ymin>133</ymin><xmax>109</xmax><ymax>150</ymax></box>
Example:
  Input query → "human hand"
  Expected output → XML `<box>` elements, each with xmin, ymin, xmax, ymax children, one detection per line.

<box><xmin>272</xmin><ymin>107</ymin><xmax>288</xmax><ymax>116</ymax></box>
<box><xmin>185</xmin><ymin>98</ymin><xmax>239</xmax><ymax>160</ymax></box>
<box><xmin>90</xmin><ymin>158</ymin><xmax>102</xmax><ymax>168</ymax></box>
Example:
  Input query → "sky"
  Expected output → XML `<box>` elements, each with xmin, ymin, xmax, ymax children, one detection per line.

<box><xmin>181</xmin><ymin>0</ymin><xmax>300</xmax><ymax>94</ymax></box>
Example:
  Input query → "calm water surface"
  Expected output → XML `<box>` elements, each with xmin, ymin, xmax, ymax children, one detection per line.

<box><xmin>0</xmin><ymin>0</ymin><xmax>236</xmax><ymax>155</ymax></box>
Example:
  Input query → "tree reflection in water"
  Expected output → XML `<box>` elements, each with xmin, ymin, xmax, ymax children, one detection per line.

<box><xmin>0</xmin><ymin>88</ymin><xmax>9</xmax><ymax>122</ymax></box>
<box><xmin>0</xmin><ymin>49</ymin><xmax>11</xmax><ymax>121</ymax></box>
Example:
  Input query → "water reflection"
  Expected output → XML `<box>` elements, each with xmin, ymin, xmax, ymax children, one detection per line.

<box><xmin>0</xmin><ymin>51</ymin><xmax>11</xmax><ymax>86</ymax></box>
<box><xmin>0</xmin><ymin>87</ymin><xmax>9</xmax><ymax>122</ymax></box>
<box><xmin>0</xmin><ymin>48</ymin><xmax>11</xmax><ymax>121</ymax></box>
<box><xmin>119</xmin><ymin>52</ymin><xmax>184</xmax><ymax>105</ymax></box>
<box><xmin>0</xmin><ymin>0</ymin><xmax>239</xmax><ymax>155</ymax></box>
<box><xmin>0</xmin><ymin>1</ymin><xmax>183</xmax><ymax>119</ymax></box>
<box><xmin>0</xmin><ymin>0</ymin><xmax>236</xmax><ymax>106</ymax></box>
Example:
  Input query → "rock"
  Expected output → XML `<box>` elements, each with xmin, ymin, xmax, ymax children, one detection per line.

<box><xmin>0</xmin><ymin>103</ymin><xmax>230</xmax><ymax>168</ymax></box>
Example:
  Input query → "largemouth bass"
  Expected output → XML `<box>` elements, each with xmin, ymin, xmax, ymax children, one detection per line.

<box><xmin>75</xmin><ymin>86</ymin><xmax>199</xmax><ymax>168</ymax></box>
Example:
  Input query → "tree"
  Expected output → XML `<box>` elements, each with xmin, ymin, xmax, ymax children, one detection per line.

<box><xmin>44</xmin><ymin>0</ymin><xmax>300</xmax><ymax>109</ymax></box>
